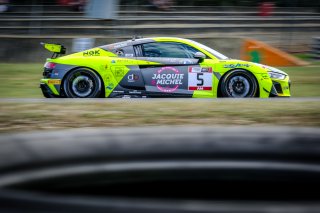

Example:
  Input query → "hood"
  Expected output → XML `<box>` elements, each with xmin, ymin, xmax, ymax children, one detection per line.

<box><xmin>263</xmin><ymin>65</ymin><xmax>288</xmax><ymax>76</ymax></box>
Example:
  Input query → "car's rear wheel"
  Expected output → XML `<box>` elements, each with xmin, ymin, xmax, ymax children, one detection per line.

<box><xmin>63</xmin><ymin>68</ymin><xmax>102</xmax><ymax>98</ymax></box>
<box><xmin>220</xmin><ymin>69</ymin><xmax>258</xmax><ymax>98</ymax></box>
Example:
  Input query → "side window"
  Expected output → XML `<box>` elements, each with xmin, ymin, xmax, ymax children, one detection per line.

<box><xmin>102</xmin><ymin>44</ymin><xmax>135</xmax><ymax>57</ymax></box>
<box><xmin>182</xmin><ymin>44</ymin><xmax>200</xmax><ymax>57</ymax></box>
<box><xmin>141</xmin><ymin>42</ymin><xmax>199</xmax><ymax>58</ymax></box>
<box><xmin>115</xmin><ymin>46</ymin><xmax>135</xmax><ymax>57</ymax></box>
<box><xmin>181</xmin><ymin>43</ymin><xmax>209</xmax><ymax>59</ymax></box>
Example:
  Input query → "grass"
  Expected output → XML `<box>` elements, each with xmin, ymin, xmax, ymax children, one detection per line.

<box><xmin>281</xmin><ymin>64</ymin><xmax>320</xmax><ymax>97</ymax></box>
<box><xmin>0</xmin><ymin>63</ymin><xmax>43</xmax><ymax>98</ymax></box>
<box><xmin>0</xmin><ymin>99</ymin><xmax>320</xmax><ymax>133</ymax></box>
<box><xmin>0</xmin><ymin>63</ymin><xmax>319</xmax><ymax>98</ymax></box>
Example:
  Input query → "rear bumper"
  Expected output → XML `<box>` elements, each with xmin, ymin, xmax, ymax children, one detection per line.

<box><xmin>40</xmin><ymin>79</ymin><xmax>61</xmax><ymax>98</ymax></box>
<box><xmin>40</xmin><ymin>83</ymin><xmax>59</xmax><ymax>98</ymax></box>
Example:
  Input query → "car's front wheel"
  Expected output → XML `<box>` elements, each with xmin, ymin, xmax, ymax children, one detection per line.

<box><xmin>220</xmin><ymin>69</ymin><xmax>258</xmax><ymax>98</ymax></box>
<box><xmin>63</xmin><ymin>68</ymin><xmax>102</xmax><ymax>98</ymax></box>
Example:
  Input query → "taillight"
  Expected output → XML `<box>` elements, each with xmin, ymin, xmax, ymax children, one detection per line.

<box><xmin>44</xmin><ymin>62</ymin><xmax>56</xmax><ymax>69</ymax></box>
<box><xmin>43</xmin><ymin>62</ymin><xmax>56</xmax><ymax>78</ymax></box>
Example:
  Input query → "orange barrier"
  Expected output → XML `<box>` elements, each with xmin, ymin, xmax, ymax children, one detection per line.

<box><xmin>240</xmin><ymin>39</ymin><xmax>308</xmax><ymax>66</ymax></box>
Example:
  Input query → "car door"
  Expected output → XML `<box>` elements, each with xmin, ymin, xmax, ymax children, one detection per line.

<box><xmin>135</xmin><ymin>42</ymin><xmax>214</xmax><ymax>97</ymax></box>
<box><xmin>107</xmin><ymin>44</ymin><xmax>146</xmax><ymax>96</ymax></box>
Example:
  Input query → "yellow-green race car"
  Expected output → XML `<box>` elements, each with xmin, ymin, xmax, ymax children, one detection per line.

<box><xmin>40</xmin><ymin>37</ymin><xmax>291</xmax><ymax>98</ymax></box>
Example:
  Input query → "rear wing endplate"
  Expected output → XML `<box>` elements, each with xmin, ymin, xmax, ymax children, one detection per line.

<box><xmin>40</xmin><ymin>42</ymin><xmax>66</xmax><ymax>58</ymax></box>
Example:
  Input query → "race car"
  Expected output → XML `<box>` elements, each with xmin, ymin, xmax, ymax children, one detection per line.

<box><xmin>40</xmin><ymin>37</ymin><xmax>291</xmax><ymax>98</ymax></box>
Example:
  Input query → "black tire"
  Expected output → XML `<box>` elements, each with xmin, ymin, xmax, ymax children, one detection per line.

<box><xmin>220</xmin><ymin>69</ymin><xmax>258</xmax><ymax>98</ymax></box>
<box><xmin>63</xmin><ymin>68</ymin><xmax>102</xmax><ymax>98</ymax></box>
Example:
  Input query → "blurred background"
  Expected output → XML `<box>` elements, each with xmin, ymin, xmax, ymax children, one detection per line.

<box><xmin>0</xmin><ymin>0</ymin><xmax>319</xmax><ymax>62</ymax></box>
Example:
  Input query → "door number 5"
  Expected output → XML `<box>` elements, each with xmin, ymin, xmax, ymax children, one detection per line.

<box><xmin>197</xmin><ymin>73</ymin><xmax>204</xmax><ymax>86</ymax></box>
<box><xmin>188</xmin><ymin>67</ymin><xmax>213</xmax><ymax>91</ymax></box>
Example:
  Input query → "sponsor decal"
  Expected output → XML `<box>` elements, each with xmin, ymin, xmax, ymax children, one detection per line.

<box><xmin>188</xmin><ymin>66</ymin><xmax>212</xmax><ymax>73</ymax></box>
<box><xmin>200</xmin><ymin>67</ymin><xmax>212</xmax><ymax>73</ymax></box>
<box><xmin>189</xmin><ymin>66</ymin><xmax>202</xmax><ymax>73</ymax></box>
<box><xmin>83</xmin><ymin>49</ymin><xmax>100</xmax><ymax>56</ymax></box>
<box><xmin>115</xmin><ymin>67</ymin><xmax>124</xmax><ymax>77</ymax></box>
<box><xmin>48</xmin><ymin>79</ymin><xmax>61</xmax><ymax>85</ymax></box>
<box><xmin>106</xmin><ymin>83</ymin><xmax>114</xmax><ymax>90</ymax></box>
<box><xmin>151</xmin><ymin>66</ymin><xmax>184</xmax><ymax>93</ymax></box>
<box><xmin>128</xmin><ymin>74</ymin><xmax>139</xmax><ymax>82</ymax></box>
<box><xmin>183</xmin><ymin>59</ymin><xmax>194</xmax><ymax>65</ymax></box>
<box><xmin>223</xmin><ymin>63</ymin><xmax>250</xmax><ymax>69</ymax></box>
<box><xmin>261</xmin><ymin>74</ymin><xmax>270</xmax><ymax>79</ymax></box>
<box><xmin>111</xmin><ymin>60</ymin><xmax>116</xmax><ymax>64</ymax></box>
<box><xmin>53</xmin><ymin>70</ymin><xmax>59</xmax><ymax>76</ymax></box>
<box><xmin>125</xmin><ymin>53</ymin><xmax>134</xmax><ymax>57</ymax></box>
<box><xmin>106</xmin><ymin>73</ymin><xmax>112</xmax><ymax>81</ymax></box>
<box><xmin>129</xmin><ymin>90</ymin><xmax>142</xmax><ymax>94</ymax></box>
<box><xmin>117</xmin><ymin>59</ymin><xmax>132</xmax><ymax>63</ymax></box>
<box><xmin>113</xmin><ymin>90</ymin><xmax>124</xmax><ymax>93</ymax></box>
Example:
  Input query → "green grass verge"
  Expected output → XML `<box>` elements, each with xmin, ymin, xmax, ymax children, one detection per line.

<box><xmin>282</xmin><ymin>65</ymin><xmax>320</xmax><ymax>97</ymax></box>
<box><xmin>0</xmin><ymin>63</ymin><xmax>43</xmax><ymax>98</ymax></box>
<box><xmin>0</xmin><ymin>63</ymin><xmax>319</xmax><ymax>98</ymax></box>
<box><xmin>0</xmin><ymin>99</ymin><xmax>319</xmax><ymax>133</ymax></box>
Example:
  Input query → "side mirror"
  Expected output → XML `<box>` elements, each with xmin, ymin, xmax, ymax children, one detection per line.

<box><xmin>194</xmin><ymin>52</ymin><xmax>206</xmax><ymax>62</ymax></box>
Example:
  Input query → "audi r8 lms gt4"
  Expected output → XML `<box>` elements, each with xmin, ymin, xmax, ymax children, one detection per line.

<box><xmin>40</xmin><ymin>37</ymin><xmax>291</xmax><ymax>98</ymax></box>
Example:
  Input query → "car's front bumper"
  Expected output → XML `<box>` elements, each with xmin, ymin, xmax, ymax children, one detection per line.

<box><xmin>269</xmin><ymin>76</ymin><xmax>291</xmax><ymax>97</ymax></box>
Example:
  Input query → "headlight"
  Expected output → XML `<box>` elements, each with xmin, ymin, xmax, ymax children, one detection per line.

<box><xmin>265</xmin><ymin>65</ymin><xmax>287</xmax><ymax>80</ymax></box>
<box><xmin>268</xmin><ymin>71</ymin><xmax>286</xmax><ymax>80</ymax></box>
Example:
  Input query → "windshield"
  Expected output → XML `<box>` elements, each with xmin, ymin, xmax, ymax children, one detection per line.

<box><xmin>187</xmin><ymin>39</ymin><xmax>229</xmax><ymax>60</ymax></box>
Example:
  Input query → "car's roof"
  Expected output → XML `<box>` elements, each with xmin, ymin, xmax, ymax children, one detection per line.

<box><xmin>102</xmin><ymin>37</ymin><xmax>189</xmax><ymax>49</ymax></box>
<box><xmin>134</xmin><ymin>37</ymin><xmax>188</xmax><ymax>43</ymax></box>
<box><xmin>100</xmin><ymin>37</ymin><xmax>228</xmax><ymax>60</ymax></box>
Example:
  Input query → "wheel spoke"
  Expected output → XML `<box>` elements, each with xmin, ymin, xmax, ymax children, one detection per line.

<box><xmin>227</xmin><ymin>75</ymin><xmax>250</xmax><ymax>97</ymax></box>
<box><xmin>64</xmin><ymin>69</ymin><xmax>101</xmax><ymax>98</ymax></box>
<box><xmin>71</xmin><ymin>75</ymin><xmax>94</xmax><ymax>97</ymax></box>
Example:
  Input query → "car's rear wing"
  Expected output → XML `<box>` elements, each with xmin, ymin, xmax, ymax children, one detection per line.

<box><xmin>40</xmin><ymin>42</ymin><xmax>66</xmax><ymax>58</ymax></box>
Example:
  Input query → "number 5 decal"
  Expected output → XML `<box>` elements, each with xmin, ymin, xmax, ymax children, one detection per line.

<box><xmin>197</xmin><ymin>73</ymin><xmax>204</xmax><ymax>86</ymax></box>
<box><xmin>188</xmin><ymin>66</ymin><xmax>213</xmax><ymax>91</ymax></box>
